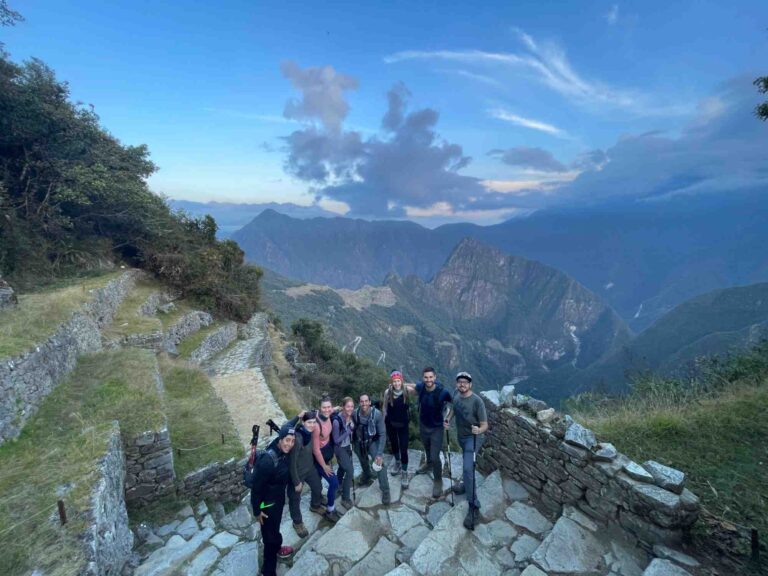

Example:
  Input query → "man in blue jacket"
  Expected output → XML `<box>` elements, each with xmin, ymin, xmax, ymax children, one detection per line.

<box><xmin>251</xmin><ymin>427</ymin><xmax>296</xmax><ymax>576</ymax></box>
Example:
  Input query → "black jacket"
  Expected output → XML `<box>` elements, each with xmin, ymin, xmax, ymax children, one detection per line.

<box><xmin>250</xmin><ymin>441</ymin><xmax>291</xmax><ymax>514</ymax></box>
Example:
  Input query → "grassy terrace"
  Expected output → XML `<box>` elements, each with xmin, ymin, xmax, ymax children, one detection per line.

<box><xmin>0</xmin><ymin>271</ymin><xmax>121</xmax><ymax>358</ymax></box>
<box><xmin>101</xmin><ymin>278</ymin><xmax>163</xmax><ymax>340</ymax></box>
<box><xmin>0</xmin><ymin>349</ymin><xmax>164</xmax><ymax>576</ymax></box>
<box><xmin>176</xmin><ymin>322</ymin><xmax>223</xmax><ymax>359</ymax></box>
<box><xmin>570</xmin><ymin>348</ymin><xmax>768</xmax><ymax>562</ymax></box>
<box><xmin>160</xmin><ymin>358</ymin><xmax>242</xmax><ymax>478</ymax></box>
<box><xmin>157</xmin><ymin>299</ymin><xmax>196</xmax><ymax>328</ymax></box>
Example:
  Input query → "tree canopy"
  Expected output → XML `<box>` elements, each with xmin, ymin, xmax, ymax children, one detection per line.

<box><xmin>755</xmin><ymin>75</ymin><xmax>768</xmax><ymax>121</ymax></box>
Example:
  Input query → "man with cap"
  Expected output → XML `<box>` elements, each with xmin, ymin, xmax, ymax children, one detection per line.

<box><xmin>446</xmin><ymin>371</ymin><xmax>489</xmax><ymax>530</ymax></box>
<box><xmin>251</xmin><ymin>426</ymin><xmax>297</xmax><ymax>575</ymax></box>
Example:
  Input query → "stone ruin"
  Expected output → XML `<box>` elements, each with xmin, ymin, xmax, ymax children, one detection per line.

<box><xmin>0</xmin><ymin>275</ymin><xmax>17</xmax><ymax>310</ymax></box>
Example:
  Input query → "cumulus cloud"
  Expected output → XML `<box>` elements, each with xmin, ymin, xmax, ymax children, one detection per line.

<box><xmin>489</xmin><ymin>147</ymin><xmax>568</xmax><ymax>173</ymax></box>
<box><xmin>281</xmin><ymin>61</ymin><xmax>358</xmax><ymax>132</ymax></box>
<box><xmin>281</xmin><ymin>64</ymin><xmax>488</xmax><ymax>217</ymax></box>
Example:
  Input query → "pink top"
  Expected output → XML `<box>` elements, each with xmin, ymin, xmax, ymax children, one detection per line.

<box><xmin>312</xmin><ymin>417</ymin><xmax>333</xmax><ymax>465</ymax></box>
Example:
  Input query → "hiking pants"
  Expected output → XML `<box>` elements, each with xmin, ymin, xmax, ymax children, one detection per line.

<box><xmin>314</xmin><ymin>461</ymin><xmax>338</xmax><ymax>510</ymax></box>
<box><xmin>334</xmin><ymin>445</ymin><xmax>354</xmax><ymax>501</ymax></box>
<box><xmin>386</xmin><ymin>423</ymin><xmax>409</xmax><ymax>470</ymax></box>
<box><xmin>287</xmin><ymin>466</ymin><xmax>323</xmax><ymax>524</ymax></box>
<box><xmin>419</xmin><ymin>423</ymin><xmax>444</xmax><ymax>481</ymax></box>
<box><xmin>258</xmin><ymin>498</ymin><xmax>284</xmax><ymax>576</ymax></box>
<box><xmin>354</xmin><ymin>443</ymin><xmax>390</xmax><ymax>497</ymax></box>
<box><xmin>459</xmin><ymin>434</ymin><xmax>485</xmax><ymax>508</ymax></box>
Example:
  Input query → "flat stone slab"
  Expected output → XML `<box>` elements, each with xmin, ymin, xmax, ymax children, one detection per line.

<box><xmin>388</xmin><ymin>505</ymin><xmax>426</xmax><ymax>538</ymax></box>
<box><xmin>313</xmin><ymin>507</ymin><xmax>385</xmax><ymax>571</ymax></box>
<box><xmin>531</xmin><ymin>516</ymin><xmax>606</xmax><ymax>574</ymax></box>
<box><xmin>156</xmin><ymin>520</ymin><xmax>181</xmax><ymax>538</ymax></box>
<box><xmin>346</xmin><ymin>536</ymin><xmax>399</xmax><ymax>576</ymax></box>
<box><xmin>135</xmin><ymin>528</ymin><xmax>214</xmax><ymax>576</ymax></box>
<box><xmin>400</xmin><ymin>525</ymin><xmax>432</xmax><ymax>549</ymax></box>
<box><xmin>211</xmin><ymin>541</ymin><xmax>259</xmax><ymax>576</ymax></box>
<box><xmin>520</xmin><ymin>566</ymin><xmax>547</xmax><ymax>576</ymax></box>
<box><xmin>384</xmin><ymin>565</ymin><xmax>417</xmax><ymax>576</ymax></box>
<box><xmin>285</xmin><ymin>550</ymin><xmax>330</xmax><ymax>576</ymax></box>
<box><xmin>184</xmin><ymin>545</ymin><xmax>220</xmax><ymax>576</ymax></box>
<box><xmin>505</xmin><ymin>502</ymin><xmax>553</xmax><ymax>534</ymax></box>
<box><xmin>594</xmin><ymin>442</ymin><xmax>618</xmax><ymax>461</ymax></box>
<box><xmin>176</xmin><ymin>516</ymin><xmax>199</xmax><ymax>540</ymax></box>
<box><xmin>503</xmin><ymin>478</ymin><xmax>529</xmax><ymax>501</ymax></box>
<box><xmin>411</xmin><ymin>503</ymin><xmax>470</xmax><ymax>575</ymax></box>
<box><xmin>426</xmin><ymin>501</ymin><xmax>452</xmax><ymax>526</ymax></box>
<box><xmin>643</xmin><ymin>461</ymin><xmax>685</xmax><ymax>494</ymax></box>
<box><xmin>476</xmin><ymin>470</ymin><xmax>507</xmax><ymax>519</ymax></box>
<box><xmin>356</xmin><ymin>471</ymin><xmax>401</xmax><ymax>508</ymax></box>
<box><xmin>624</xmin><ymin>461</ymin><xmax>655</xmax><ymax>483</ymax></box>
<box><xmin>474</xmin><ymin>519</ymin><xmax>517</xmax><ymax>548</ymax></box>
<box><xmin>511</xmin><ymin>534</ymin><xmax>540</xmax><ymax>562</ymax></box>
<box><xmin>610</xmin><ymin>540</ymin><xmax>646</xmax><ymax>576</ymax></box>
<box><xmin>563</xmin><ymin>505</ymin><xmax>599</xmax><ymax>532</ymax></box>
<box><xmin>652</xmin><ymin>545</ymin><xmax>699</xmax><ymax>567</ymax></box>
<box><xmin>210</xmin><ymin>531</ymin><xmax>240</xmax><ymax>550</ymax></box>
<box><xmin>565</xmin><ymin>422</ymin><xmax>597</xmax><ymax>450</ymax></box>
<box><xmin>642</xmin><ymin>558</ymin><xmax>694</xmax><ymax>576</ymax></box>
<box><xmin>177</xmin><ymin>505</ymin><xmax>195</xmax><ymax>519</ymax></box>
<box><xmin>220</xmin><ymin>503</ymin><xmax>253</xmax><ymax>531</ymax></box>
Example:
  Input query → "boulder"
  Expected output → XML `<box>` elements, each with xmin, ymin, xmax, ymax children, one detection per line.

<box><xmin>499</xmin><ymin>385</ymin><xmax>516</xmax><ymax>407</ymax></box>
<box><xmin>564</xmin><ymin>422</ymin><xmax>597</xmax><ymax>450</ymax></box>
<box><xmin>481</xmin><ymin>390</ymin><xmax>500</xmax><ymax>406</ymax></box>
<box><xmin>0</xmin><ymin>276</ymin><xmax>17</xmax><ymax>310</ymax></box>
<box><xmin>536</xmin><ymin>408</ymin><xmax>556</xmax><ymax>424</ymax></box>
<box><xmin>643</xmin><ymin>461</ymin><xmax>685</xmax><ymax>494</ymax></box>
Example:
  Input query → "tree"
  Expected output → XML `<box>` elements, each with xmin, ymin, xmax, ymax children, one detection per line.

<box><xmin>755</xmin><ymin>75</ymin><xmax>768</xmax><ymax>121</ymax></box>
<box><xmin>0</xmin><ymin>1</ymin><xmax>22</xmax><ymax>27</ymax></box>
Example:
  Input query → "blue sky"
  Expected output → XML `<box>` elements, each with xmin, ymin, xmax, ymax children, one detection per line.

<box><xmin>3</xmin><ymin>0</ymin><xmax>766</xmax><ymax>224</ymax></box>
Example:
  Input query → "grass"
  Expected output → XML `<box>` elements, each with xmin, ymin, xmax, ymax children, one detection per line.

<box><xmin>0</xmin><ymin>271</ymin><xmax>120</xmax><ymax>357</ymax></box>
<box><xmin>157</xmin><ymin>299</ymin><xmax>196</xmax><ymax>328</ymax></box>
<box><xmin>571</xmin><ymin>377</ymin><xmax>768</xmax><ymax>558</ymax></box>
<box><xmin>264</xmin><ymin>324</ymin><xmax>303</xmax><ymax>417</ymax></box>
<box><xmin>176</xmin><ymin>322</ymin><xmax>223</xmax><ymax>359</ymax></box>
<box><xmin>101</xmin><ymin>278</ymin><xmax>163</xmax><ymax>340</ymax></box>
<box><xmin>0</xmin><ymin>349</ymin><xmax>164</xmax><ymax>576</ymax></box>
<box><xmin>159</xmin><ymin>357</ymin><xmax>243</xmax><ymax>478</ymax></box>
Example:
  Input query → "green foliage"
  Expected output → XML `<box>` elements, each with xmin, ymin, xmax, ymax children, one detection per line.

<box><xmin>0</xmin><ymin>1</ymin><xmax>22</xmax><ymax>27</ymax></box>
<box><xmin>291</xmin><ymin>318</ymin><xmax>389</xmax><ymax>404</ymax></box>
<box><xmin>755</xmin><ymin>75</ymin><xmax>768</xmax><ymax>121</ymax></box>
<box><xmin>0</xmin><ymin>51</ymin><xmax>262</xmax><ymax>320</ymax></box>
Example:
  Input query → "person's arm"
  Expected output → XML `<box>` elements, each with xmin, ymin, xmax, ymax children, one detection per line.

<box><xmin>381</xmin><ymin>390</ymin><xmax>389</xmax><ymax>422</ymax></box>
<box><xmin>289</xmin><ymin>436</ymin><xmax>301</xmax><ymax>487</ymax></box>
<box><xmin>405</xmin><ymin>381</ymin><xmax>418</xmax><ymax>394</ymax></box>
<box><xmin>473</xmin><ymin>397</ymin><xmax>489</xmax><ymax>434</ymax></box>
<box><xmin>250</xmin><ymin>453</ymin><xmax>273</xmax><ymax>518</ymax></box>
<box><xmin>331</xmin><ymin>417</ymin><xmax>343</xmax><ymax>445</ymax></box>
<box><xmin>312</xmin><ymin>424</ymin><xmax>325</xmax><ymax>466</ymax></box>
<box><xmin>372</xmin><ymin>410</ymin><xmax>386</xmax><ymax>459</ymax></box>
<box><xmin>442</xmin><ymin>390</ymin><xmax>454</xmax><ymax>429</ymax></box>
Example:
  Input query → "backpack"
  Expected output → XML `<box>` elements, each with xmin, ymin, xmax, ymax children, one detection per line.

<box><xmin>418</xmin><ymin>382</ymin><xmax>445</xmax><ymax>420</ymax></box>
<box><xmin>243</xmin><ymin>446</ymin><xmax>278</xmax><ymax>489</ymax></box>
<box><xmin>353</xmin><ymin>407</ymin><xmax>380</xmax><ymax>445</ymax></box>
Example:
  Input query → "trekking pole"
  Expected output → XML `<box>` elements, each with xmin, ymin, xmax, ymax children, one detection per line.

<box><xmin>471</xmin><ymin>433</ymin><xmax>477</xmax><ymax>530</ymax></box>
<box><xmin>445</xmin><ymin>430</ymin><xmax>454</xmax><ymax>507</ymax></box>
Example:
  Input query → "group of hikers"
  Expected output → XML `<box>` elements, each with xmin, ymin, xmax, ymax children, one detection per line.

<box><xmin>248</xmin><ymin>367</ymin><xmax>489</xmax><ymax>576</ymax></box>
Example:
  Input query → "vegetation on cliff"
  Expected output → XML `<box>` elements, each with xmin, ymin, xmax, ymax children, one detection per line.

<box><xmin>0</xmin><ymin>50</ymin><xmax>261</xmax><ymax>320</ymax></box>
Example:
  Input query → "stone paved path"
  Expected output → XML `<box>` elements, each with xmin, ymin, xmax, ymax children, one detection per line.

<box><xmin>204</xmin><ymin>320</ymin><xmax>285</xmax><ymax>449</ymax></box>
<box><xmin>129</xmin><ymin>459</ymin><xmax>702</xmax><ymax>576</ymax></box>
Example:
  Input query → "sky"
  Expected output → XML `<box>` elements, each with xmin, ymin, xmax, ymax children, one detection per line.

<box><xmin>2</xmin><ymin>0</ymin><xmax>767</xmax><ymax>225</ymax></box>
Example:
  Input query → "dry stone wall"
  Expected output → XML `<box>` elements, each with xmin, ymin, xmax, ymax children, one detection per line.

<box><xmin>82</xmin><ymin>422</ymin><xmax>133</xmax><ymax>576</ymax></box>
<box><xmin>0</xmin><ymin>270</ymin><xmax>140</xmax><ymax>444</ymax></box>
<box><xmin>123</xmin><ymin>427</ymin><xmax>176</xmax><ymax>508</ymax></box>
<box><xmin>188</xmin><ymin>322</ymin><xmax>238</xmax><ymax>364</ymax></box>
<box><xmin>164</xmin><ymin>311</ymin><xmax>213</xmax><ymax>354</ymax></box>
<box><xmin>478</xmin><ymin>388</ymin><xmax>700</xmax><ymax>548</ymax></box>
<box><xmin>177</xmin><ymin>456</ymin><xmax>248</xmax><ymax>503</ymax></box>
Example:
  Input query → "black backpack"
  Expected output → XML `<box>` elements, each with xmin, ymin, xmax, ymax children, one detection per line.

<box><xmin>243</xmin><ymin>445</ymin><xmax>278</xmax><ymax>489</ymax></box>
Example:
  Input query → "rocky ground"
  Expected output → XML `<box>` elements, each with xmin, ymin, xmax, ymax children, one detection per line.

<box><xmin>128</xmin><ymin>451</ymin><xmax>703</xmax><ymax>576</ymax></box>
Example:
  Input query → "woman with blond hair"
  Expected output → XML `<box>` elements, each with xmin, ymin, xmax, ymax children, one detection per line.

<box><xmin>382</xmin><ymin>370</ymin><xmax>412</xmax><ymax>488</ymax></box>
<box><xmin>332</xmin><ymin>396</ymin><xmax>356</xmax><ymax>509</ymax></box>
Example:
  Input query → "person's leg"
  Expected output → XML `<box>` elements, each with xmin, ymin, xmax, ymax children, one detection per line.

<box><xmin>304</xmin><ymin>467</ymin><xmax>323</xmax><ymax>510</ymax></box>
<box><xmin>260</xmin><ymin>502</ymin><xmax>284</xmax><ymax>576</ymax></box>
<box><xmin>377</xmin><ymin>456</ymin><xmax>391</xmax><ymax>503</ymax></box>
<box><xmin>398</xmin><ymin>425</ymin><xmax>409</xmax><ymax>471</ymax></box>
<box><xmin>429</xmin><ymin>426</ymin><xmax>443</xmax><ymax>482</ymax></box>
<box><xmin>287</xmin><ymin>482</ymin><xmax>302</xmax><ymax>524</ymax></box>
<box><xmin>314</xmin><ymin>461</ymin><xmax>337</xmax><ymax>510</ymax></box>
<box><xmin>354</xmin><ymin>443</ymin><xmax>373</xmax><ymax>483</ymax></box>
<box><xmin>465</xmin><ymin>435</ymin><xmax>484</xmax><ymax>508</ymax></box>
<box><xmin>335</xmin><ymin>447</ymin><xmax>353</xmax><ymax>501</ymax></box>
<box><xmin>387</xmin><ymin>424</ymin><xmax>401</xmax><ymax>473</ymax></box>
<box><xmin>418</xmin><ymin>423</ymin><xmax>432</xmax><ymax>473</ymax></box>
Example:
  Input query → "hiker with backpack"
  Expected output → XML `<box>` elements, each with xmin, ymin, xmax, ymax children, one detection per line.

<box><xmin>332</xmin><ymin>396</ymin><xmax>356</xmax><ymax>509</ymax></box>
<box><xmin>383</xmin><ymin>370</ymin><xmax>412</xmax><ymax>489</ymax></box>
<box><xmin>352</xmin><ymin>392</ymin><xmax>391</xmax><ymax>505</ymax></box>
<box><xmin>446</xmin><ymin>371</ymin><xmax>488</xmax><ymax>530</ymax></box>
<box><xmin>405</xmin><ymin>366</ymin><xmax>453</xmax><ymax>498</ymax></box>
<box><xmin>250</xmin><ymin>426</ymin><xmax>296</xmax><ymax>576</ymax></box>
<box><xmin>281</xmin><ymin>410</ymin><xmax>325</xmax><ymax>538</ymax></box>
<box><xmin>312</xmin><ymin>395</ymin><xmax>341</xmax><ymax>522</ymax></box>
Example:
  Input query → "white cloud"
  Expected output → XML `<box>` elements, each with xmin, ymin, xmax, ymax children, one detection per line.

<box><xmin>488</xmin><ymin>108</ymin><xmax>569</xmax><ymax>138</ymax></box>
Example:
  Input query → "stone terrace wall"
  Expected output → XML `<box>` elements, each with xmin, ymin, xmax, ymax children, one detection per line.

<box><xmin>164</xmin><ymin>311</ymin><xmax>213</xmax><ymax>354</ymax></box>
<box><xmin>0</xmin><ymin>270</ymin><xmax>140</xmax><ymax>444</ymax></box>
<box><xmin>82</xmin><ymin>422</ymin><xmax>133</xmax><ymax>576</ymax></box>
<box><xmin>478</xmin><ymin>389</ymin><xmax>701</xmax><ymax>548</ymax></box>
<box><xmin>177</xmin><ymin>456</ymin><xmax>248</xmax><ymax>504</ymax></box>
<box><xmin>123</xmin><ymin>427</ymin><xmax>176</xmax><ymax>508</ymax></box>
<box><xmin>188</xmin><ymin>322</ymin><xmax>238</xmax><ymax>365</ymax></box>
<box><xmin>239</xmin><ymin>312</ymin><xmax>272</xmax><ymax>366</ymax></box>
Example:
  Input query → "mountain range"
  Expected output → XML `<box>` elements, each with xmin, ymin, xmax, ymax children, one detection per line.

<box><xmin>233</xmin><ymin>190</ymin><xmax>768</xmax><ymax>331</ymax></box>
<box><xmin>263</xmin><ymin>238</ymin><xmax>632</xmax><ymax>403</ymax></box>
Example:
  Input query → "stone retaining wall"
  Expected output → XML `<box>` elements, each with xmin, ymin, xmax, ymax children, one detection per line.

<box><xmin>164</xmin><ymin>311</ymin><xmax>213</xmax><ymax>354</ymax></box>
<box><xmin>239</xmin><ymin>312</ymin><xmax>272</xmax><ymax>366</ymax></box>
<box><xmin>82</xmin><ymin>422</ymin><xmax>134</xmax><ymax>576</ymax></box>
<box><xmin>177</xmin><ymin>456</ymin><xmax>248</xmax><ymax>503</ymax></box>
<box><xmin>123</xmin><ymin>426</ymin><xmax>176</xmax><ymax>508</ymax></box>
<box><xmin>478</xmin><ymin>389</ymin><xmax>701</xmax><ymax>547</ymax></box>
<box><xmin>0</xmin><ymin>270</ymin><xmax>140</xmax><ymax>444</ymax></box>
<box><xmin>188</xmin><ymin>322</ymin><xmax>238</xmax><ymax>364</ymax></box>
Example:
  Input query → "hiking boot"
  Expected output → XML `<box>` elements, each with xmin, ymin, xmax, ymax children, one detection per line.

<box><xmin>321</xmin><ymin>495</ymin><xmax>328</xmax><ymax>506</ymax></box>
<box><xmin>292</xmin><ymin>522</ymin><xmax>308</xmax><ymax>538</ymax></box>
<box><xmin>390</xmin><ymin>460</ymin><xmax>402</xmax><ymax>475</ymax></box>
<box><xmin>452</xmin><ymin>481</ymin><xmax>466</xmax><ymax>495</ymax></box>
<box><xmin>463</xmin><ymin>506</ymin><xmax>476</xmax><ymax>531</ymax></box>
<box><xmin>324</xmin><ymin>509</ymin><xmax>341</xmax><ymax>523</ymax></box>
<box><xmin>381</xmin><ymin>492</ymin><xmax>391</xmax><ymax>506</ymax></box>
<box><xmin>341</xmin><ymin>498</ymin><xmax>354</xmax><ymax>509</ymax></box>
<box><xmin>277</xmin><ymin>545</ymin><xmax>295</xmax><ymax>560</ymax></box>
<box><xmin>400</xmin><ymin>470</ymin><xmax>410</xmax><ymax>489</ymax></box>
<box><xmin>432</xmin><ymin>480</ymin><xmax>442</xmax><ymax>499</ymax></box>
<box><xmin>310</xmin><ymin>504</ymin><xmax>326</xmax><ymax>515</ymax></box>
<box><xmin>416</xmin><ymin>461</ymin><xmax>431</xmax><ymax>475</ymax></box>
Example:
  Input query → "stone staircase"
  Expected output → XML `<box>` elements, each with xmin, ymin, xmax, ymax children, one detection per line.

<box><xmin>128</xmin><ymin>452</ymin><xmax>703</xmax><ymax>576</ymax></box>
